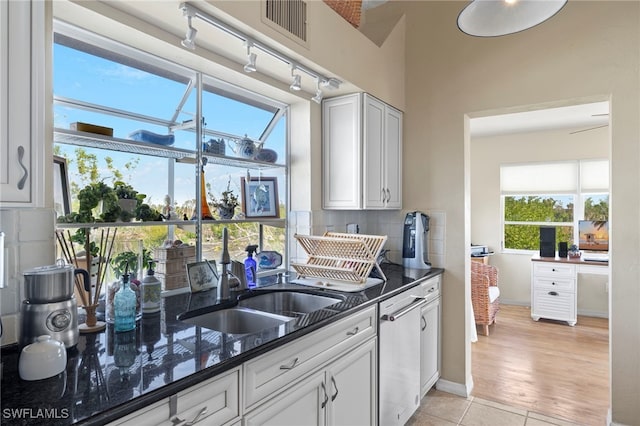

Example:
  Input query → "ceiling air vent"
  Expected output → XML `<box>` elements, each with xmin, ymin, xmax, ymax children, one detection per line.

<box><xmin>264</xmin><ymin>0</ymin><xmax>307</xmax><ymax>43</ymax></box>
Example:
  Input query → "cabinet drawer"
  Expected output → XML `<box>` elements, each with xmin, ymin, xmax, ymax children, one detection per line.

<box><xmin>532</xmin><ymin>289</ymin><xmax>575</xmax><ymax>321</ymax></box>
<box><xmin>174</xmin><ymin>368</ymin><xmax>240</xmax><ymax>426</ymax></box>
<box><xmin>421</xmin><ymin>275</ymin><xmax>441</xmax><ymax>301</ymax></box>
<box><xmin>533</xmin><ymin>262</ymin><xmax>576</xmax><ymax>278</ymax></box>
<box><xmin>533</xmin><ymin>276</ymin><xmax>575</xmax><ymax>291</ymax></box>
<box><xmin>244</xmin><ymin>305</ymin><xmax>376</xmax><ymax>410</ymax></box>
<box><xmin>108</xmin><ymin>398</ymin><xmax>171</xmax><ymax>425</ymax></box>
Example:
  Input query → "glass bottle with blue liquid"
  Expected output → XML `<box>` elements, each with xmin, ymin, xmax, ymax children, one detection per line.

<box><xmin>114</xmin><ymin>271</ymin><xmax>137</xmax><ymax>332</ymax></box>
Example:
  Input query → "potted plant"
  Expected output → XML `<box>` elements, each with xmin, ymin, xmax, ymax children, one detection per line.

<box><xmin>211</xmin><ymin>180</ymin><xmax>239</xmax><ymax>219</ymax></box>
<box><xmin>113</xmin><ymin>181</ymin><xmax>145</xmax><ymax>222</ymax></box>
<box><xmin>110</xmin><ymin>249</ymin><xmax>153</xmax><ymax>280</ymax></box>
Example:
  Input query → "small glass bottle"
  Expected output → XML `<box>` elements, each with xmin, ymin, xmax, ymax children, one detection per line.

<box><xmin>114</xmin><ymin>273</ymin><xmax>137</xmax><ymax>332</ymax></box>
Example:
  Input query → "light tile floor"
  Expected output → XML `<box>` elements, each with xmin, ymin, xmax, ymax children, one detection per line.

<box><xmin>407</xmin><ymin>390</ymin><xmax>585</xmax><ymax>426</ymax></box>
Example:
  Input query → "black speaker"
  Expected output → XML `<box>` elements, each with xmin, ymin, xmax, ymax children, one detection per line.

<box><xmin>558</xmin><ymin>242</ymin><xmax>568</xmax><ymax>258</ymax></box>
<box><xmin>539</xmin><ymin>227</ymin><xmax>556</xmax><ymax>257</ymax></box>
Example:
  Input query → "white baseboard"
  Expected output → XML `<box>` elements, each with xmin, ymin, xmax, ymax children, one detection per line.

<box><xmin>608</xmin><ymin>408</ymin><xmax>630</xmax><ymax>426</ymax></box>
<box><xmin>577</xmin><ymin>309</ymin><xmax>609</xmax><ymax>319</ymax></box>
<box><xmin>499</xmin><ymin>300</ymin><xmax>609</xmax><ymax>319</ymax></box>
<box><xmin>436</xmin><ymin>378</ymin><xmax>473</xmax><ymax>398</ymax></box>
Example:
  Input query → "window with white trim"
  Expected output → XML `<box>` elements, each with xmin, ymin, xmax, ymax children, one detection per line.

<box><xmin>501</xmin><ymin>160</ymin><xmax>609</xmax><ymax>251</ymax></box>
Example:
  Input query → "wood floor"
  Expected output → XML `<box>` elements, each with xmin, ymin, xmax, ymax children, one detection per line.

<box><xmin>471</xmin><ymin>304</ymin><xmax>609</xmax><ymax>425</ymax></box>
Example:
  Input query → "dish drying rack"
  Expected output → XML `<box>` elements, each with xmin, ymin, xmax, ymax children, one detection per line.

<box><xmin>291</xmin><ymin>232</ymin><xmax>387</xmax><ymax>285</ymax></box>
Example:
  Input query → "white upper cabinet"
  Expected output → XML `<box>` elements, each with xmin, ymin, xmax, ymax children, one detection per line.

<box><xmin>0</xmin><ymin>0</ymin><xmax>47</xmax><ymax>206</ymax></box>
<box><xmin>322</xmin><ymin>93</ymin><xmax>402</xmax><ymax>210</ymax></box>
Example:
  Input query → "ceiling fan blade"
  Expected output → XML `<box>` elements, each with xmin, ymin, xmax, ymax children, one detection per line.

<box><xmin>570</xmin><ymin>124</ymin><xmax>608</xmax><ymax>135</ymax></box>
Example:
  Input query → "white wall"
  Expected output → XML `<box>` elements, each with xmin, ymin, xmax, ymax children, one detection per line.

<box><xmin>471</xmin><ymin>126</ymin><xmax>609</xmax><ymax>316</ymax></box>
<box><xmin>402</xmin><ymin>1</ymin><xmax>639</xmax><ymax>423</ymax></box>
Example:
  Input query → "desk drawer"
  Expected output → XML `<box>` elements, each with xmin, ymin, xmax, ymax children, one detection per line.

<box><xmin>532</xmin><ymin>289</ymin><xmax>575</xmax><ymax>322</ymax></box>
<box><xmin>533</xmin><ymin>276</ymin><xmax>575</xmax><ymax>291</ymax></box>
<box><xmin>533</xmin><ymin>262</ymin><xmax>576</xmax><ymax>278</ymax></box>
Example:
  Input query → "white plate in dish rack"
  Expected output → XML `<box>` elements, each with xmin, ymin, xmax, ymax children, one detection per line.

<box><xmin>289</xmin><ymin>277</ymin><xmax>384</xmax><ymax>293</ymax></box>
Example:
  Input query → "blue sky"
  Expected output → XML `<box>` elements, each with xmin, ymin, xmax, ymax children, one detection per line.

<box><xmin>53</xmin><ymin>43</ymin><xmax>286</xmax><ymax>207</ymax></box>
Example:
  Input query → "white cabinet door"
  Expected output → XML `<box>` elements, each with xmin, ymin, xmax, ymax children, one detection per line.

<box><xmin>384</xmin><ymin>106</ymin><xmax>402</xmax><ymax>209</ymax></box>
<box><xmin>0</xmin><ymin>0</ymin><xmax>46</xmax><ymax>206</ymax></box>
<box><xmin>363</xmin><ymin>95</ymin><xmax>385</xmax><ymax>209</ymax></box>
<box><xmin>322</xmin><ymin>93</ymin><xmax>362</xmax><ymax>209</ymax></box>
<box><xmin>326</xmin><ymin>337</ymin><xmax>377</xmax><ymax>426</ymax></box>
<box><xmin>322</xmin><ymin>93</ymin><xmax>403</xmax><ymax>210</ymax></box>
<box><xmin>244</xmin><ymin>370</ymin><xmax>326</xmax><ymax>426</ymax></box>
<box><xmin>363</xmin><ymin>94</ymin><xmax>403</xmax><ymax>210</ymax></box>
<box><xmin>420</xmin><ymin>300</ymin><xmax>440</xmax><ymax>397</ymax></box>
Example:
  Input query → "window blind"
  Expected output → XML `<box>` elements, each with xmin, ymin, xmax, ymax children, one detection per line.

<box><xmin>501</xmin><ymin>160</ymin><xmax>609</xmax><ymax>194</ymax></box>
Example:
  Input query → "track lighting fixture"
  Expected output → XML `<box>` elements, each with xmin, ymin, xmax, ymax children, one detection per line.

<box><xmin>244</xmin><ymin>41</ymin><xmax>257</xmax><ymax>73</ymax></box>
<box><xmin>311</xmin><ymin>79</ymin><xmax>323</xmax><ymax>104</ymax></box>
<box><xmin>289</xmin><ymin>67</ymin><xmax>302</xmax><ymax>91</ymax></box>
<box><xmin>181</xmin><ymin>15</ymin><xmax>197</xmax><ymax>50</ymax></box>
<box><xmin>178</xmin><ymin>3</ymin><xmax>343</xmax><ymax>91</ymax></box>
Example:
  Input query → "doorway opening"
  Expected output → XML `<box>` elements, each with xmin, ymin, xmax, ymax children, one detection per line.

<box><xmin>467</xmin><ymin>99</ymin><xmax>611</xmax><ymax>424</ymax></box>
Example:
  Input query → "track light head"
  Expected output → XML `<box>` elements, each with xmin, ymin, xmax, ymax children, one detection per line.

<box><xmin>311</xmin><ymin>89</ymin><xmax>323</xmax><ymax>104</ymax></box>
<box><xmin>244</xmin><ymin>53</ymin><xmax>257</xmax><ymax>73</ymax></box>
<box><xmin>289</xmin><ymin>67</ymin><xmax>301</xmax><ymax>91</ymax></box>
<box><xmin>244</xmin><ymin>41</ymin><xmax>257</xmax><ymax>73</ymax></box>
<box><xmin>181</xmin><ymin>15</ymin><xmax>197</xmax><ymax>50</ymax></box>
<box><xmin>311</xmin><ymin>78</ymin><xmax>323</xmax><ymax>103</ymax></box>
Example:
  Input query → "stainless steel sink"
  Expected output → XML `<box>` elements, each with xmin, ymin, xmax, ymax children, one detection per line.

<box><xmin>238</xmin><ymin>291</ymin><xmax>342</xmax><ymax>317</ymax></box>
<box><xmin>181</xmin><ymin>307</ymin><xmax>292</xmax><ymax>334</ymax></box>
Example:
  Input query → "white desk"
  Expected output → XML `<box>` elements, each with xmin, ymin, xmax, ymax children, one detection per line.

<box><xmin>531</xmin><ymin>255</ymin><xmax>609</xmax><ymax>326</ymax></box>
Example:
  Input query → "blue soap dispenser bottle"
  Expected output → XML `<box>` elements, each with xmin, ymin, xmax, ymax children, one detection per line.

<box><xmin>244</xmin><ymin>245</ymin><xmax>258</xmax><ymax>288</ymax></box>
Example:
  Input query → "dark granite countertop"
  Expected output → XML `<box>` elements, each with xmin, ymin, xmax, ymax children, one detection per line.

<box><xmin>0</xmin><ymin>264</ymin><xmax>443</xmax><ymax>425</ymax></box>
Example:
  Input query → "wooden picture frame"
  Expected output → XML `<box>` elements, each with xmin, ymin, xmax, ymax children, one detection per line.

<box><xmin>186</xmin><ymin>260</ymin><xmax>218</xmax><ymax>293</ymax></box>
<box><xmin>241</xmin><ymin>176</ymin><xmax>280</xmax><ymax>218</ymax></box>
<box><xmin>53</xmin><ymin>155</ymin><xmax>71</xmax><ymax>217</ymax></box>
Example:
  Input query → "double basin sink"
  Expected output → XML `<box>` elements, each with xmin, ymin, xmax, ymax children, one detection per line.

<box><xmin>180</xmin><ymin>291</ymin><xmax>343</xmax><ymax>335</ymax></box>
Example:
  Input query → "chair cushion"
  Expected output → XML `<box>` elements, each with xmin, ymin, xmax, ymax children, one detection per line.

<box><xmin>489</xmin><ymin>286</ymin><xmax>500</xmax><ymax>303</ymax></box>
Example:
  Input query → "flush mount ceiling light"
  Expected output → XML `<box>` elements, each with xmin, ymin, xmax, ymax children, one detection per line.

<box><xmin>311</xmin><ymin>79</ymin><xmax>324</xmax><ymax>104</ymax></box>
<box><xmin>181</xmin><ymin>14</ymin><xmax>197</xmax><ymax>50</ymax></box>
<box><xmin>243</xmin><ymin>41</ymin><xmax>257</xmax><ymax>73</ymax></box>
<box><xmin>457</xmin><ymin>0</ymin><xmax>568</xmax><ymax>37</ymax></box>
<box><xmin>289</xmin><ymin>67</ymin><xmax>302</xmax><ymax>91</ymax></box>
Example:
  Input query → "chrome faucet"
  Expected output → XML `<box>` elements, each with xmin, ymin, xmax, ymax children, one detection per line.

<box><xmin>217</xmin><ymin>227</ymin><xmax>232</xmax><ymax>301</ymax></box>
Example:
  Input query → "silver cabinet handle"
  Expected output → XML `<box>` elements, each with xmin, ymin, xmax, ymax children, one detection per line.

<box><xmin>346</xmin><ymin>327</ymin><xmax>359</xmax><ymax>336</ymax></box>
<box><xmin>321</xmin><ymin>382</ymin><xmax>329</xmax><ymax>408</ymax></box>
<box><xmin>171</xmin><ymin>406</ymin><xmax>207</xmax><ymax>426</ymax></box>
<box><xmin>280</xmin><ymin>357</ymin><xmax>299</xmax><ymax>370</ymax></box>
<box><xmin>548</xmin><ymin>291</ymin><xmax>559</xmax><ymax>296</ymax></box>
<box><xmin>421</xmin><ymin>315</ymin><xmax>427</xmax><ymax>331</ymax></box>
<box><xmin>330</xmin><ymin>376</ymin><xmax>339</xmax><ymax>401</ymax></box>
<box><xmin>381</xmin><ymin>188</ymin><xmax>386</xmax><ymax>202</ymax></box>
<box><xmin>17</xmin><ymin>146</ymin><xmax>28</xmax><ymax>190</ymax></box>
<box><xmin>386</xmin><ymin>188</ymin><xmax>391</xmax><ymax>203</ymax></box>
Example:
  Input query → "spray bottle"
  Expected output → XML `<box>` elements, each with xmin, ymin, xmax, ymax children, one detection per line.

<box><xmin>244</xmin><ymin>245</ymin><xmax>258</xmax><ymax>288</ymax></box>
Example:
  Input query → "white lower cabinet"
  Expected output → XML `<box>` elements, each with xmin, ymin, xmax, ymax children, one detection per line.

<box><xmin>244</xmin><ymin>338</ymin><xmax>377</xmax><ymax>426</ymax></box>
<box><xmin>420</xmin><ymin>299</ymin><xmax>440</xmax><ymax>396</ymax></box>
<box><xmin>108</xmin><ymin>368</ymin><xmax>240</xmax><ymax>426</ymax></box>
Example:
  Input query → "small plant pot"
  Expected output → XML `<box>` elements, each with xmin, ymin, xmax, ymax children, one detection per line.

<box><xmin>118</xmin><ymin>199</ymin><xmax>137</xmax><ymax>221</ymax></box>
<box><xmin>218</xmin><ymin>206</ymin><xmax>235</xmax><ymax>219</ymax></box>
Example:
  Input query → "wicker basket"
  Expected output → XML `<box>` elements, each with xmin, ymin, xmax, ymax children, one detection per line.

<box><xmin>291</xmin><ymin>232</ymin><xmax>387</xmax><ymax>284</ymax></box>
